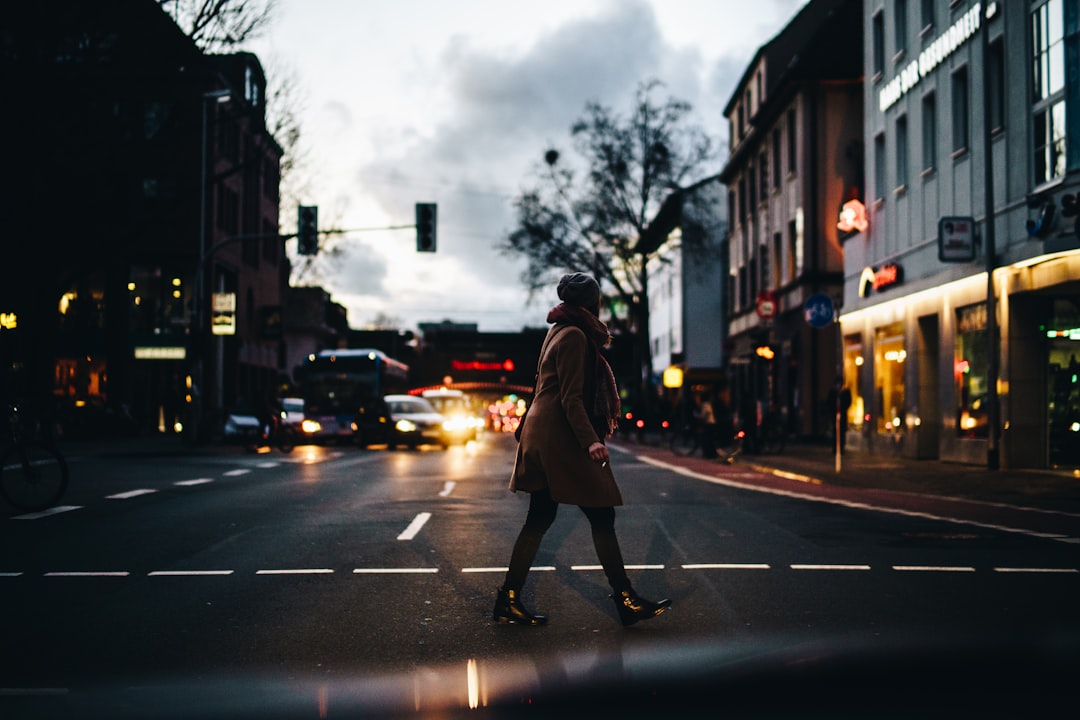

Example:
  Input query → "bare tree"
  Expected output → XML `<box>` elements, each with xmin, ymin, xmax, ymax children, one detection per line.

<box><xmin>502</xmin><ymin>79</ymin><xmax>722</xmax><ymax>411</ymax></box>
<box><xmin>157</xmin><ymin>0</ymin><xmax>276</xmax><ymax>52</ymax></box>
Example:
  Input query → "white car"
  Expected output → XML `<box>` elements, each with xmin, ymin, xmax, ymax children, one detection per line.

<box><xmin>422</xmin><ymin>388</ymin><xmax>482</xmax><ymax>443</ymax></box>
<box><xmin>384</xmin><ymin>394</ymin><xmax>449</xmax><ymax>449</ymax></box>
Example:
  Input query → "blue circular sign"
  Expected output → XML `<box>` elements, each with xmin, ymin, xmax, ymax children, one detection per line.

<box><xmin>804</xmin><ymin>293</ymin><xmax>835</xmax><ymax>329</ymax></box>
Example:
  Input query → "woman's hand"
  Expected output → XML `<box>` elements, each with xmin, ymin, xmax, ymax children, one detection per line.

<box><xmin>587</xmin><ymin>441</ymin><xmax>609</xmax><ymax>466</ymax></box>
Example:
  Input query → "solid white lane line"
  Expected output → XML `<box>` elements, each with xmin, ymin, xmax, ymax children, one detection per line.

<box><xmin>44</xmin><ymin>572</ymin><xmax>130</xmax><ymax>577</ymax></box>
<box><xmin>791</xmin><ymin>564</ymin><xmax>872</xmax><ymax>571</ymax></box>
<box><xmin>148</xmin><ymin>570</ymin><xmax>234</xmax><ymax>576</ymax></box>
<box><xmin>223</xmin><ymin>469</ymin><xmax>251</xmax><ymax>477</ymax></box>
<box><xmin>175</xmin><ymin>478</ymin><xmax>214</xmax><ymax>486</ymax></box>
<box><xmin>635</xmin><ymin>454</ymin><xmax>1075</xmax><ymax>542</ymax></box>
<box><xmin>352</xmin><ymin>568</ymin><xmax>439</xmax><ymax>574</ymax></box>
<box><xmin>255</xmin><ymin>569</ymin><xmax>334</xmax><ymax>575</ymax></box>
<box><xmin>892</xmin><ymin>565</ymin><xmax>976</xmax><ymax>572</ymax></box>
<box><xmin>439</xmin><ymin>481</ymin><xmax>456</xmax><ymax>497</ymax></box>
<box><xmin>397</xmin><ymin>512</ymin><xmax>432</xmax><ymax>540</ymax></box>
<box><xmin>993</xmin><ymin>567</ymin><xmax>1079</xmax><ymax>573</ymax></box>
<box><xmin>107</xmin><ymin>489</ymin><xmax>157</xmax><ymax>500</ymax></box>
<box><xmin>682</xmin><ymin>563</ymin><xmax>771</xmax><ymax>570</ymax></box>
<box><xmin>11</xmin><ymin>506</ymin><xmax>82</xmax><ymax>520</ymax></box>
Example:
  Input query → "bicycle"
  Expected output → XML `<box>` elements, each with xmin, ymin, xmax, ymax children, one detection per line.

<box><xmin>0</xmin><ymin>404</ymin><xmax>69</xmax><ymax>511</ymax></box>
<box><xmin>668</xmin><ymin>422</ymin><xmax>700</xmax><ymax>456</ymax></box>
<box><xmin>260</xmin><ymin>415</ymin><xmax>297</xmax><ymax>453</ymax></box>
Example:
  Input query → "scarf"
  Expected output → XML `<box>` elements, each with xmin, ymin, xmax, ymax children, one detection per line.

<box><xmin>546</xmin><ymin>303</ymin><xmax>621</xmax><ymax>438</ymax></box>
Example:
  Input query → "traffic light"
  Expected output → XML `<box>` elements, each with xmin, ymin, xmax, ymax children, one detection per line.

<box><xmin>415</xmin><ymin>202</ymin><xmax>437</xmax><ymax>252</ymax></box>
<box><xmin>297</xmin><ymin>205</ymin><xmax>318</xmax><ymax>255</ymax></box>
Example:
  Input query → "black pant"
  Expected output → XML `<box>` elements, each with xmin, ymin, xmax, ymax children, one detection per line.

<box><xmin>503</xmin><ymin>488</ymin><xmax>631</xmax><ymax>594</ymax></box>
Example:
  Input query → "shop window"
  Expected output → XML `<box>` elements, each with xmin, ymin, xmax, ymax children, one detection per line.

<box><xmin>843</xmin><ymin>335</ymin><xmax>864</xmax><ymax>430</ymax></box>
<box><xmin>955</xmin><ymin>303</ymin><xmax>989</xmax><ymax>438</ymax></box>
<box><xmin>874</xmin><ymin>323</ymin><xmax>906</xmax><ymax>433</ymax></box>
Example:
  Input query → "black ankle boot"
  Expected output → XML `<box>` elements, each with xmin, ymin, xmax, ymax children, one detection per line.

<box><xmin>612</xmin><ymin>590</ymin><xmax>671</xmax><ymax>627</ymax></box>
<box><xmin>493</xmin><ymin>588</ymin><xmax>548</xmax><ymax>626</ymax></box>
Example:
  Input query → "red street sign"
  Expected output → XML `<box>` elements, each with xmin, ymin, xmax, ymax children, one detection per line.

<box><xmin>756</xmin><ymin>292</ymin><xmax>778</xmax><ymax>319</ymax></box>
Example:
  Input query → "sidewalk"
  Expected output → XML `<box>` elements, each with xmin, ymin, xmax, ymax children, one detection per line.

<box><xmin>614</xmin><ymin>432</ymin><xmax>1080</xmax><ymax>541</ymax></box>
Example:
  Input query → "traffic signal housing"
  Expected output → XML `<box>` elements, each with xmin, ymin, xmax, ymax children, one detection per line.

<box><xmin>416</xmin><ymin>202</ymin><xmax>437</xmax><ymax>252</ymax></box>
<box><xmin>297</xmin><ymin>205</ymin><xmax>318</xmax><ymax>255</ymax></box>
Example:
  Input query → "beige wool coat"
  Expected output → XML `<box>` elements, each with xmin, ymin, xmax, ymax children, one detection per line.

<box><xmin>509</xmin><ymin>323</ymin><xmax>623</xmax><ymax>507</ymax></box>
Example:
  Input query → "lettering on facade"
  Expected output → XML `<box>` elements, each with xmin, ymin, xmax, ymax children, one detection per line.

<box><xmin>879</xmin><ymin>2</ymin><xmax>984</xmax><ymax>112</ymax></box>
<box><xmin>858</xmin><ymin>263</ymin><xmax>904</xmax><ymax>297</ymax></box>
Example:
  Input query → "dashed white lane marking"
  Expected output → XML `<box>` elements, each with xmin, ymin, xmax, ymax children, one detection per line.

<box><xmin>255</xmin><ymin>569</ymin><xmax>334</xmax><ymax>575</ymax></box>
<box><xmin>174</xmin><ymin>478</ymin><xmax>214</xmax><ymax>486</ymax></box>
<box><xmin>148</xmin><ymin>570</ymin><xmax>234</xmax><ymax>576</ymax></box>
<box><xmin>439</xmin><ymin>481</ymin><xmax>456</xmax><ymax>497</ymax></box>
<box><xmin>461</xmin><ymin>566</ymin><xmax>557</xmax><ymax>573</ymax></box>
<box><xmin>11</xmin><ymin>506</ymin><xmax>82</xmax><ymax>520</ymax></box>
<box><xmin>634</xmin><ymin>454</ymin><xmax>1078</xmax><ymax>543</ymax></box>
<box><xmin>397</xmin><ymin>512</ymin><xmax>432</xmax><ymax>540</ymax></box>
<box><xmin>6</xmin><ymin>564</ymin><xmax>1078</xmax><ymax>578</ymax></box>
<box><xmin>571</xmin><ymin>564</ymin><xmax>665</xmax><ymax>571</ymax></box>
<box><xmin>107</xmin><ymin>489</ymin><xmax>157</xmax><ymax>500</ymax></box>
<box><xmin>256</xmin><ymin>462</ymin><xmax>280</xmax><ymax>469</ymax></box>
<box><xmin>223</xmin><ymin>469</ymin><xmax>251</xmax><ymax>477</ymax></box>
<box><xmin>682</xmin><ymin>563</ymin><xmax>771</xmax><ymax>570</ymax></box>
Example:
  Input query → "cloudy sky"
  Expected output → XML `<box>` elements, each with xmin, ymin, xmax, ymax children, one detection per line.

<box><xmin>247</xmin><ymin>0</ymin><xmax>807</xmax><ymax>332</ymax></box>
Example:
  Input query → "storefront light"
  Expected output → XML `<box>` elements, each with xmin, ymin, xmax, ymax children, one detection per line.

<box><xmin>854</xmin><ymin>356</ymin><xmax>864</xmax><ymax>366</ymax></box>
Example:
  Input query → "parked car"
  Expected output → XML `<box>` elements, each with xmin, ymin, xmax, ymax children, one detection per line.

<box><xmin>222</xmin><ymin>408</ymin><xmax>261</xmax><ymax>442</ymax></box>
<box><xmin>421</xmin><ymin>388</ymin><xmax>482</xmax><ymax>443</ymax></box>
<box><xmin>383</xmin><ymin>394</ymin><xmax>449</xmax><ymax>449</ymax></box>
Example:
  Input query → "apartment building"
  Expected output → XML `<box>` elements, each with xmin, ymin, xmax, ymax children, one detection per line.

<box><xmin>721</xmin><ymin>0</ymin><xmax>864</xmax><ymax>441</ymax></box>
<box><xmin>845</xmin><ymin>0</ymin><xmax>1080</xmax><ymax>469</ymax></box>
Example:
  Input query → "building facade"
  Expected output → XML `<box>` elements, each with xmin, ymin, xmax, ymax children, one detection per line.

<box><xmin>721</xmin><ymin>0</ymin><xmax>864</xmax><ymax>444</ymax></box>
<box><xmin>845</xmin><ymin>0</ymin><xmax>1080</xmax><ymax>469</ymax></box>
<box><xmin>1</xmin><ymin>1</ymin><xmax>285</xmax><ymax>440</ymax></box>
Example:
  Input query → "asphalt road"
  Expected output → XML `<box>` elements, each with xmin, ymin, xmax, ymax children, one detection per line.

<box><xmin>2</xmin><ymin>432</ymin><xmax>1077</xmax><ymax>717</ymax></box>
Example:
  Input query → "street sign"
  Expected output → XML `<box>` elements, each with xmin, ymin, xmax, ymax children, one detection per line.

<box><xmin>755</xmin><ymin>291</ymin><xmax>778</xmax><ymax>319</ymax></box>
<box><xmin>804</xmin><ymin>293</ymin><xmax>835</xmax><ymax>329</ymax></box>
<box><xmin>211</xmin><ymin>292</ymin><xmax>236</xmax><ymax>336</ymax></box>
<box><xmin>938</xmin><ymin>216</ymin><xmax>976</xmax><ymax>262</ymax></box>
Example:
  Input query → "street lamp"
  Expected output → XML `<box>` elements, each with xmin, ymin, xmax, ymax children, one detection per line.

<box><xmin>190</xmin><ymin>88</ymin><xmax>231</xmax><ymax>443</ymax></box>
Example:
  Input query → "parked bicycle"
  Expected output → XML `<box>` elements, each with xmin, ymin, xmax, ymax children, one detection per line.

<box><xmin>1</xmin><ymin>404</ymin><xmax>69</xmax><ymax>511</ymax></box>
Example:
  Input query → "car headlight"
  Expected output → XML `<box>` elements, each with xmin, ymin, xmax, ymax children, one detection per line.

<box><xmin>301</xmin><ymin>419</ymin><xmax>322</xmax><ymax>434</ymax></box>
<box><xmin>395</xmin><ymin>419</ymin><xmax>417</xmax><ymax>433</ymax></box>
<box><xmin>442</xmin><ymin>417</ymin><xmax>469</xmax><ymax>432</ymax></box>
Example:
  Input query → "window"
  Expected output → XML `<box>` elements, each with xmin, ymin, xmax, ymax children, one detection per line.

<box><xmin>872</xmin><ymin>11</ymin><xmax>885</xmax><ymax>77</ymax></box>
<box><xmin>759</xmin><ymin>151</ymin><xmax>769</xmax><ymax>200</ymax></box>
<box><xmin>895</xmin><ymin>114</ymin><xmax>908</xmax><ymax>189</ymax></box>
<box><xmin>921</xmin><ymin>92</ymin><xmax>936</xmax><ymax>173</ymax></box>
<box><xmin>894</xmin><ymin>0</ymin><xmax>908</xmax><ymax>57</ymax></box>
<box><xmin>748</xmin><ymin>163</ymin><xmax>757</xmax><ymax>208</ymax></box>
<box><xmin>874</xmin><ymin>133</ymin><xmax>886</xmax><ymax>201</ymax></box>
<box><xmin>843</xmin><ymin>335</ymin><xmax>865</xmax><ymax>432</ymax></box>
<box><xmin>772</xmin><ymin>232</ymin><xmax>782</xmax><ymax>289</ymax></box>
<box><xmin>771</xmin><ymin>129</ymin><xmax>781</xmax><ymax>189</ymax></box>
<box><xmin>920</xmin><ymin>0</ymin><xmax>934</xmax><ymax>32</ymax></box>
<box><xmin>787</xmin><ymin>219</ymin><xmax>799</xmax><ymax>281</ymax></box>
<box><xmin>988</xmin><ymin>38</ymin><xmax>1005</xmax><ymax>134</ymax></box>
<box><xmin>1032</xmin><ymin>0</ymin><xmax>1067</xmax><ymax>184</ymax></box>
<box><xmin>955</xmin><ymin>304</ymin><xmax>989</xmax><ymax>438</ymax></box>
<box><xmin>728</xmin><ymin>190</ymin><xmax>736</xmax><ymax>231</ymax></box>
<box><xmin>787</xmin><ymin>109</ymin><xmax>797</xmax><ymax>174</ymax></box>
<box><xmin>951</xmin><ymin>66</ymin><xmax>969</xmax><ymax>154</ymax></box>
<box><xmin>874</xmin><ymin>323</ymin><xmax>906</xmax><ymax>434</ymax></box>
<box><xmin>737</xmin><ymin>104</ymin><xmax>745</xmax><ymax>139</ymax></box>
<box><xmin>738</xmin><ymin>177</ymin><xmax>747</xmax><ymax>224</ymax></box>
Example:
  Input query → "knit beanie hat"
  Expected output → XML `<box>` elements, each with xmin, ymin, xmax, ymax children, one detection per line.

<box><xmin>557</xmin><ymin>273</ymin><xmax>600</xmax><ymax>309</ymax></box>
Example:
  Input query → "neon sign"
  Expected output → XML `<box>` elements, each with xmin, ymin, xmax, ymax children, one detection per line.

<box><xmin>837</xmin><ymin>199</ymin><xmax>868</xmax><ymax>234</ymax></box>
<box><xmin>858</xmin><ymin>263</ymin><xmax>904</xmax><ymax>297</ymax></box>
<box><xmin>451</xmin><ymin>359</ymin><xmax>516</xmax><ymax>372</ymax></box>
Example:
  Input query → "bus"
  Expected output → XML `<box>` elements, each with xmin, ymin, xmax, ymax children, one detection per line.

<box><xmin>295</xmin><ymin>348</ymin><xmax>410</xmax><ymax>445</ymax></box>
